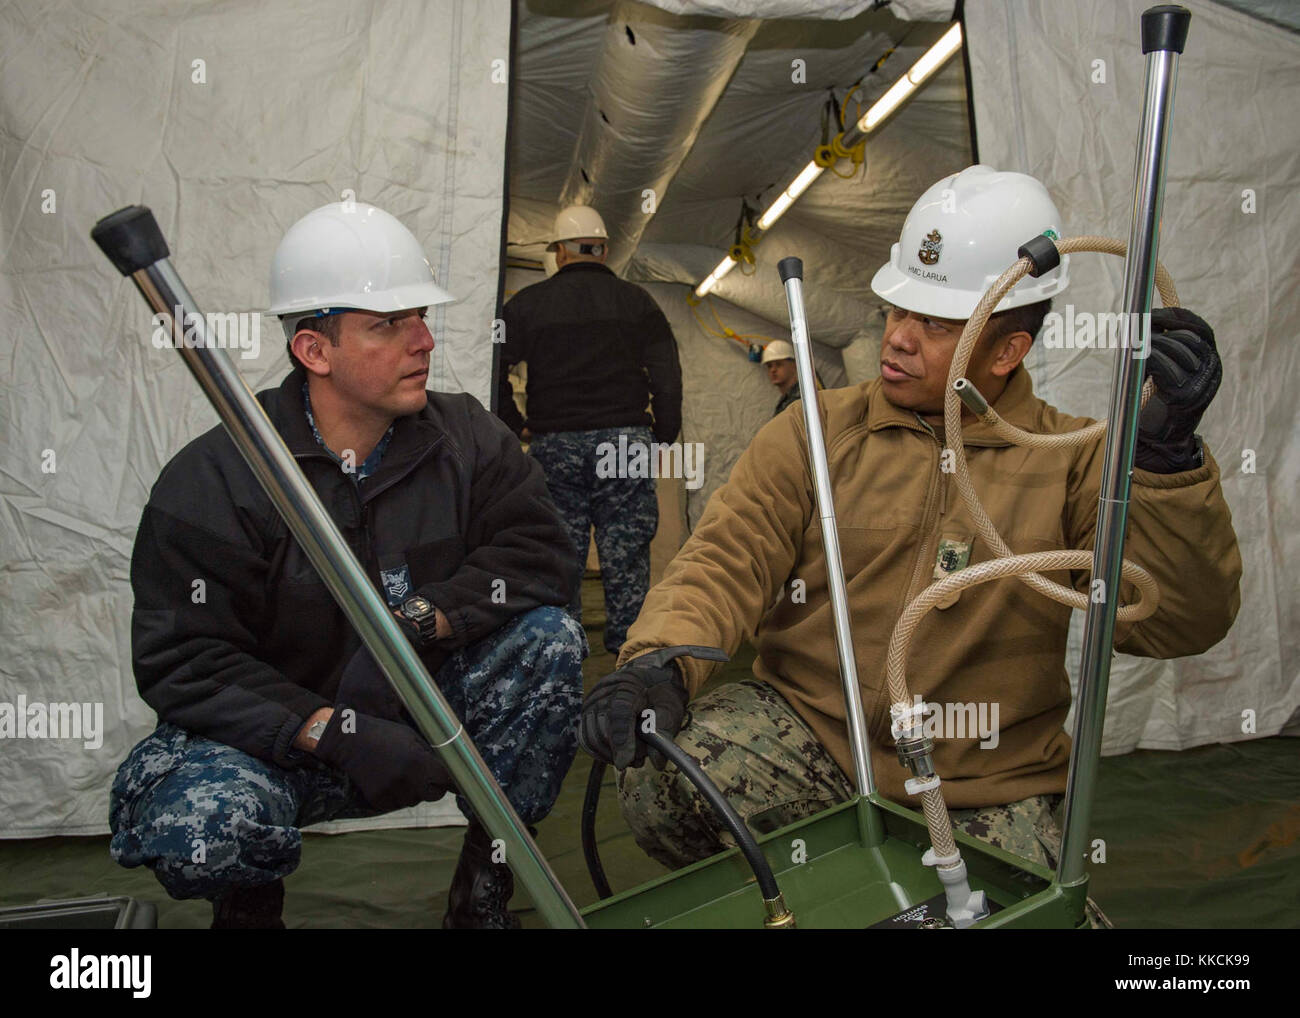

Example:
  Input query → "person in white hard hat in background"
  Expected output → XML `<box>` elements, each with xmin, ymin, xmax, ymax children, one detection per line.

<box><xmin>580</xmin><ymin>165</ymin><xmax>1241</xmax><ymax>927</ymax></box>
<box><xmin>496</xmin><ymin>205</ymin><xmax>683</xmax><ymax>655</ymax></box>
<box><xmin>107</xmin><ymin>201</ymin><xmax>586</xmax><ymax>929</ymax></box>
<box><xmin>762</xmin><ymin>340</ymin><xmax>801</xmax><ymax>417</ymax></box>
<box><xmin>762</xmin><ymin>339</ymin><xmax>825</xmax><ymax>418</ymax></box>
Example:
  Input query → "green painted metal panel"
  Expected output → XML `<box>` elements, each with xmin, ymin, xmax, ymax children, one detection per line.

<box><xmin>583</xmin><ymin>796</ymin><xmax>1086</xmax><ymax>929</ymax></box>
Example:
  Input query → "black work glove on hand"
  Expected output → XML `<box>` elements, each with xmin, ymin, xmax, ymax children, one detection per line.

<box><xmin>579</xmin><ymin>658</ymin><xmax>689</xmax><ymax>771</ymax></box>
<box><xmin>314</xmin><ymin>707</ymin><xmax>454</xmax><ymax>814</ymax></box>
<box><xmin>1136</xmin><ymin>308</ymin><xmax>1221</xmax><ymax>473</ymax></box>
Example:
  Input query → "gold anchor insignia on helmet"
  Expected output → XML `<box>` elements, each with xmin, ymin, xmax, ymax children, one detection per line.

<box><xmin>918</xmin><ymin>229</ymin><xmax>942</xmax><ymax>266</ymax></box>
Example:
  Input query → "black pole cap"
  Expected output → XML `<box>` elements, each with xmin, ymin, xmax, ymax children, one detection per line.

<box><xmin>91</xmin><ymin>205</ymin><xmax>169</xmax><ymax>276</ymax></box>
<box><xmin>777</xmin><ymin>256</ymin><xmax>803</xmax><ymax>283</ymax></box>
<box><xmin>1141</xmin><ymin>5</ymin><xmax>1191</xmax><ymax>54</ymax></box>
<box><xmin>1017</xmin><ymin>234</ymin><xmax>1062</xmax><ymax>278</ymax></box>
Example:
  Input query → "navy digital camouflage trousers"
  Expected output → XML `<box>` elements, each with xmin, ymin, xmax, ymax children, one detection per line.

<box><xmin>617</xmin><ymin>680</ymin><xmax>1111</xmax><ymax>928</ymax></box>
<box><xmin>108</xmin><ymin>606</ymin><xmax>586</xmax><ymax>901</ymax></box>
<box><xmin>528</xmin><ymin>426</ymin><xmax>658</xmax><ymax>654</ymax></box>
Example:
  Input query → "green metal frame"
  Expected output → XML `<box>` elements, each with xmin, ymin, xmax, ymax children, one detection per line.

<box><xmin>582</xmin><ymin>795</ymin><xmax>1087</xmax><ymax>930</ymax></box>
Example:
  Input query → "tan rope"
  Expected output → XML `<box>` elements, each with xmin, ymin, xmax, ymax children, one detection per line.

<box><xmin>941</xmin><ymin>237</ymin><xmax>1176</xmax><ymax>617</ymax></box>
<box><xmin>957</xmin><ymin>238</ymin><xmax>1178</xmax><ymax>448</ymax></box>
<box><xmin>884</xmin><ymin>550</ymin><xmax>1159</xmax><ymax>704</ymax></box>
<box><xmin>921</xmin><ymin>788</ymin><xmax>958</xmax><ymax>860</ymax></box>
<box><xmin>886</xmin><ymin>237</ymin><xmax>1173</xmax><ymax>874</ymax></box>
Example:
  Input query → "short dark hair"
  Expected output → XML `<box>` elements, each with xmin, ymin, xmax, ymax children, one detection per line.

<box><xmin>984</xmin><ymin>298</ymin><xmax>1052</xmax><ymax>348</ymax></box>
<box><xmin>285</xmin><ymin>313</ymin><xmax>343</xmax><ymax>370</ymax></box>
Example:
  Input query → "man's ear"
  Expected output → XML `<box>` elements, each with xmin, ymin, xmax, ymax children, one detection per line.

<box><xmin>987</xmin><ymin>329</ymin><xmax>1033</xmax><ymax>379</ymax></box>
<box><xmin>290</xmin><ymin>327</ymin><xmax>331</xmax><ymax>377</ymax></box>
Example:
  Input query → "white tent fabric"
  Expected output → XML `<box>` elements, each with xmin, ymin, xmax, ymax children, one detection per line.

<box><xmin>0</xmin><ymin>0</ymin><xmax>508</xmax><ymax>837</ymax></box>
<box><xmin>965</xmin><ymin>0</ymin><xmax>1300</xmax><ymax>752</ymax></box>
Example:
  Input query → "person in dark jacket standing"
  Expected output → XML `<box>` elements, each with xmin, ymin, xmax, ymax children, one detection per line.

<box><xmin>108</xmin><ymin>202</ymin><xmax>585</xmax><ymax>929</ymax></box>
<box><xmin>496</xmin><ymin>205</ymin><xmax>682</xmax><ymax>654</ymax></box>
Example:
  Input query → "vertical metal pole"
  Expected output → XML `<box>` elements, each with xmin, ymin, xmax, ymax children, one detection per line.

<box><xmin>1058</xmin><ymin>5</ymin><xmax>1190</xmax><ymax>886</ymax></box>
<box><xmin>778</xmin><ymin>257</ymin><xmax>876</xmax><ymax>797</ymax></box>
<box><xmin>91</xmin><ymin>210</ymin><xmax>585</xmax><ymax>928</ymax></box>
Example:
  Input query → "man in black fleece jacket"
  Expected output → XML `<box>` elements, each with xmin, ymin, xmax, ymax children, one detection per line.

<box><xmin>497</xmin><ymin>205</ymin><xmax>682</xmax><ymax>653</ymax></box>
<box><xmin>108</xmin><ymin>201</ymin><xmax>585</xmax><ymax>929</ymax></box>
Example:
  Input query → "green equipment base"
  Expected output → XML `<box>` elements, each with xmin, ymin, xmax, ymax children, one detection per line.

<box><xmin>582</xmin><ymin>795</ymin><xmax>1088</xmax><ymax>929</ymax></box>
<box><xmin>0</xmin><ymin>895</ymin><xmax>158</xmax><ymax>930</ymax></box>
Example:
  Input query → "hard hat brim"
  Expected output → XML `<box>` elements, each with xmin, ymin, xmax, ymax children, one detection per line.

<box><xmin>870</xmin><ymin>253</ymin><xmax>1069</xmax><ymax>321</ymax></box>
<box><xmin>269</xmin><ymin>279</ymin><xmax>455</xmax><ymax>319</ymax></box>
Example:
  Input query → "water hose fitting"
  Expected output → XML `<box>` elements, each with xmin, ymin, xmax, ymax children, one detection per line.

<box><xmin>894</xmin><ymin>736</ymin><xmax>935</xmax><ymax>777</ymax></box>
<box><xmin>763</xmin><ymin>893</ymin><xmax>797</xmax><ymax>929</ymax></box>
<box><xmin>922</xmin><ymin>851</ymin><xmax>989</xmax><ymax>929</ymax></box>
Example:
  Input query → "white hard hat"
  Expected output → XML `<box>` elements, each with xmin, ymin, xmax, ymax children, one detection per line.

<box><xmin>870</xmin><ymin>165</ymin><xmax>1069</xmax><ymax>320</ymax></box>
<box><xmin>761</xmin><ymin>340</ymin><xmax>795</xmax><ymax>364</ymax></box>
<box><xmin>268</xmin><ymin>202</ymin><xmax>454</xmax><ymax>338</ymax></box>
<box><xmin>547</xmin><ymin>205</ymin><xmax>608</xmax><ymax>251</ymax></box>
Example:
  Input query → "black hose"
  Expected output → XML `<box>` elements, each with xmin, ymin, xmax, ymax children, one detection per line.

<box><xmin>581</xmin><ymin>733</ymin><xmax>783</xmax><ymax>904</ymax></box>
<box><xmin>582</xmin><ymin>759</ymin><xmax>613</xmax><ymax>899</ymax></box>
<box><xmin>640</xmin><ymin>731</ymin><xmax>782</xmax><ymax>902</ymax></box>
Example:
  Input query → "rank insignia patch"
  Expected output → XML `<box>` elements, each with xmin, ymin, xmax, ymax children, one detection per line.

<box><xmin>933</xmin><ymin>537</ymin><xmax>972</xmax><ymax>580</ymax></box>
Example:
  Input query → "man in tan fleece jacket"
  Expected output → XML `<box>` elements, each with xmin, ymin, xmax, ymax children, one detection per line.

<box><xmin>577</xmin><ymin>167</ymin><xmax>1242</xmax><ymax>898</ymax></box>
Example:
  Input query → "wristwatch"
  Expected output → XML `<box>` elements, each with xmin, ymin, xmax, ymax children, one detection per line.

<box><xmin>398</xmin><ymin>595</ymin><xmax>440</xmax><ymax>646</ymax></box>
<box><xmin>306</xmin><ymin>718</ymin><xmax>328</xmax><ymax>743</ymax></box>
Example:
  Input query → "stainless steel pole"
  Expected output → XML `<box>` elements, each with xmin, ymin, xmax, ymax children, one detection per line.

<box><xmin>778</xmin><ymin>257</ymin><xmax>876</xmax><ymax>796</ymax></box>
<box><xmin>1058</xmin><ymin>5</ymin><xmax>1190</xmax><ymax>887</ymax></box>
<box><xmin>91</xmin><ymin>207</ymin><xmax>585</xmax><ymax>928</ymax></box>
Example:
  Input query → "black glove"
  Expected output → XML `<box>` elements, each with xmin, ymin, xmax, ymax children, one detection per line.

<box><xmin>578</xmin><ymin>645</ymin><xmax>728</xmax><ymax>770</ymax></box>
<box><xmin>337</xmin><ymin>644</ymin><xmax>407</xmax><ymax>723</ymax></box>
<box><xmin>1136</xmin><ymin>307</ymin><xmax>1221</xmax><ymax>473</ymax></box>
<box><xmin>315</xmin><ymin>707</ymin><xmax>454</xmax><ymax>813</ymax></box>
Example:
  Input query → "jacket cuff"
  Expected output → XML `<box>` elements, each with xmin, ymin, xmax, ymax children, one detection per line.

<box><xmin>271</xmin><ymin>713</ymin><xmax>309</xmax><ymax>769</ymax></box>
<box><xmin>618</xmin><ymin>642</ymin><xmax>713</xmax><ymax>698</ymax></box>
<box><xmin>1132</xmin><ymin>457</ymin><xmax>1215</xmax><ymax>490</ymax></box>
<box><xmin>443</xmin><ymin>604</ymin><xmax>472</xmax><ymax>646</ymax></box>
<box><xmin>417</xmin><ymin>591</ymin><xmax>473</xmax><ymax>649</ymax></box>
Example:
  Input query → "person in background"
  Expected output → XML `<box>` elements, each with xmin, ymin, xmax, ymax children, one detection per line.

<box><xmin>762</xmin><ymin>340</ymin><xmax>800</xmax><ymax>417</ymax></box>
<box><xmin>496</xmin><ymin>205</ymin><xmax>683</xmax><ymax>655</ymax></box>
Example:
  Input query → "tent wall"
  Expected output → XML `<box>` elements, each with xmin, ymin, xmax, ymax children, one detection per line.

<box><xmin>965</xmin><ymin>0</ymin><xmax>1300</xmax><ymax>752</ymax></box>
<box><xmin>0</xmin><ymin>0</ymin><xmax>509</xmax><ymax>837</ymax></box>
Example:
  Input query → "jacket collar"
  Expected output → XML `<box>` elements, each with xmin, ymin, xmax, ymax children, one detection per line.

<box><xmin>269</xmin><ymin>367</ymin><xmax>320</xmax><ymax>457</ymax></box>
<box><xmin>267</xmin><ymin>367</ymin><xmax>446</xmax><ymax>497</ymax></box>
<box><xmin>866</xmin><ymin>365</ymin><xmax>1041</xmax><ymax>447</ymax></box>
<box><xmin>556</xmin><ymin>261</ymin><xmax>614</xmax><ymax>277</ymax></box>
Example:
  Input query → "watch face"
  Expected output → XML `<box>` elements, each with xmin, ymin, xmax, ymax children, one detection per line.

<box><xmin>403</xmin><ymin>596</ymin><xmax>433</xmax><ymax>619</ymax></box>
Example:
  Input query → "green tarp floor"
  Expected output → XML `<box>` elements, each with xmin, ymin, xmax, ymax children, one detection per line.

<box><xmin>2</xmin><ymin>577</ymin><xmax>1295</xmax><ymax>928</ymax></box>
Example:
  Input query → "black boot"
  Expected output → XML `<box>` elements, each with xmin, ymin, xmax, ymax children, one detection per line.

<box><xmin>442</xmin><ymin>822</ymin><xmax>521</xmax><ymax>929</ymax></box>
<box><xmin>211</xmin><ymin>879</ymin><xmax>286</xmax><ymax>929</ymax></box>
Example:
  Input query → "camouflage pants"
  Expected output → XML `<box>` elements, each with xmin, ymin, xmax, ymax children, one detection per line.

<box><xmin>618</xmin><ymin>680</ymin><xmax>1110</xmax><ymax>928</ymax></box>
<box><xmin>529</xmin><ymin>426</ymin><xmax>658</xmax><ymax>654</ymax></box>
<box><xmin>108</xmin><ymin>606</ymin><xmax>586</xmax><ymax>901</ymax></box>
